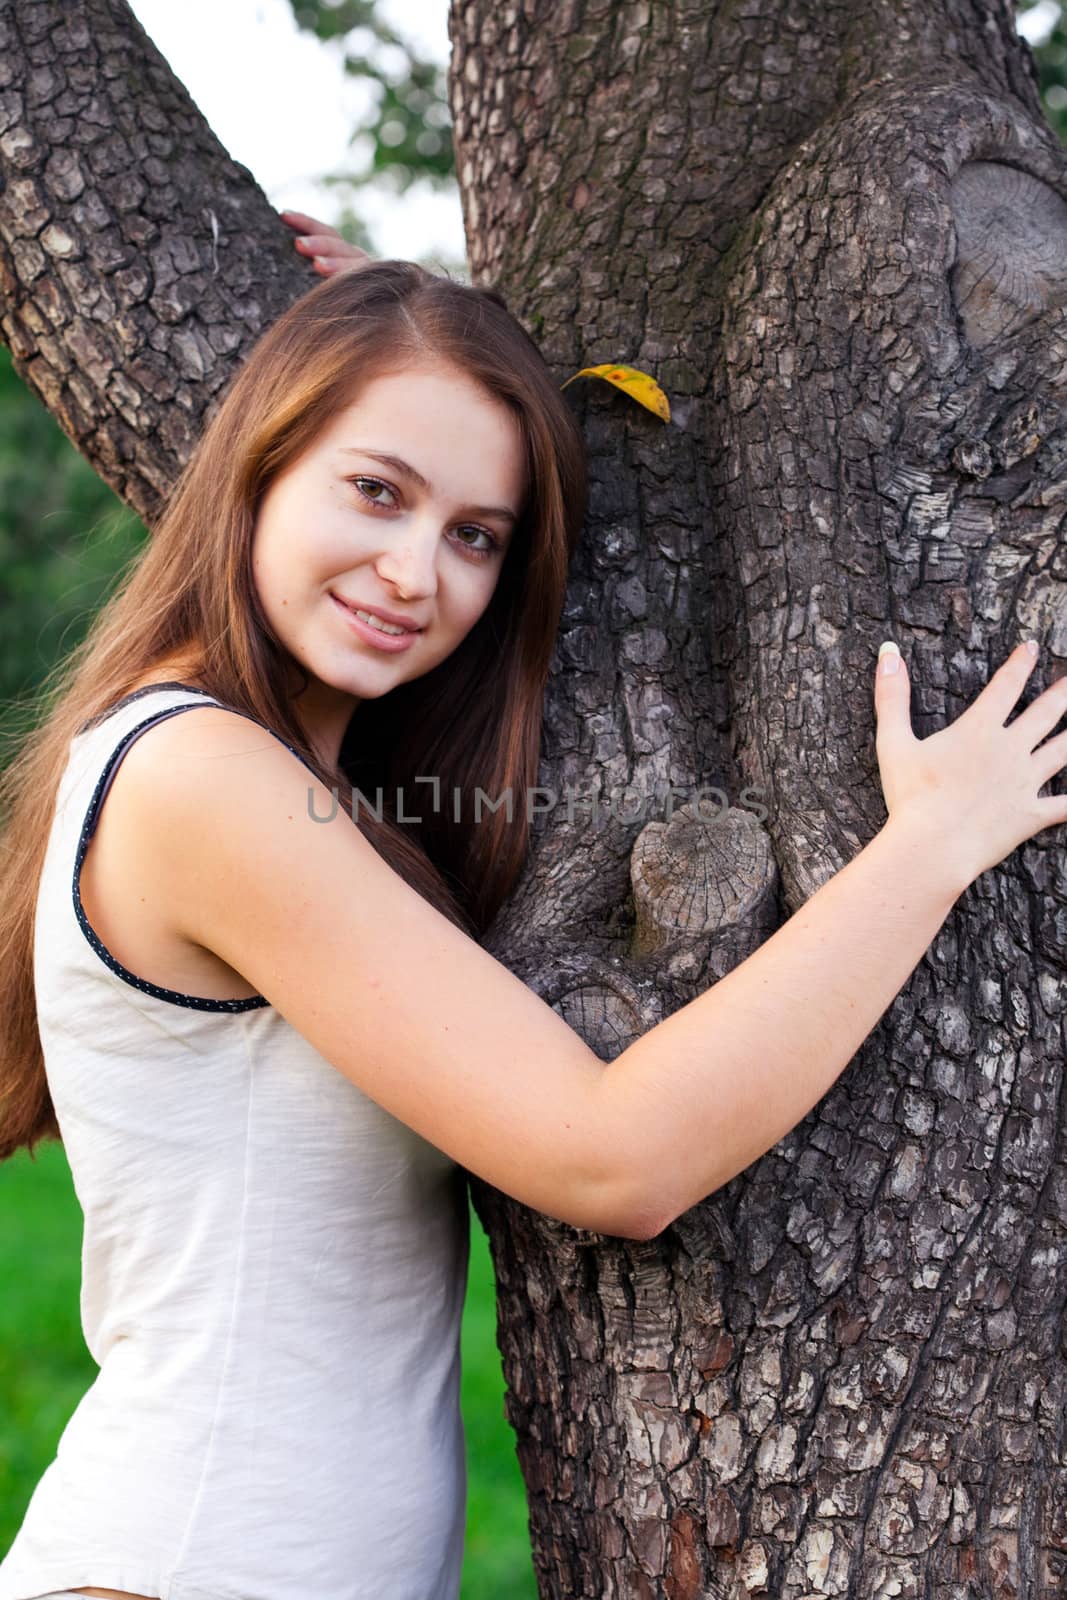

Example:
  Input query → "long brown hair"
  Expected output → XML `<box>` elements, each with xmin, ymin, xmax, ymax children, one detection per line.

<box><xmin>0</xmin><ymin>262</ymin><xmax>587</xmax><ymax>1158</ymax></box>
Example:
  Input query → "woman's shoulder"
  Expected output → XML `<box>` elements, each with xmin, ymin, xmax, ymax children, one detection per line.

<box><xmin>77</xmin><ymin>686</ymin><xmax>319</xmax><ymax>865</ymax></box>
<box><xmin>113</xmin><ymin>697</ymin><xmax>310</xmax><ymax>791</ymax></box>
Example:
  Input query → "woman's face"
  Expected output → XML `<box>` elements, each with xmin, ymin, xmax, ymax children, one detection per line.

<box><xmin>251</xmin><ymin>357</ymin><xmax>526</xmax><ymax>764</ymax></box>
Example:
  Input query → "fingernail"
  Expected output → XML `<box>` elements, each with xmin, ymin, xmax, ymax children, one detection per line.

<box><xmin>1025</xmin><ymin>639</ymin><xmax>1039</xmax><ymax>657</ymax></box>
<box><xmin>878</xmin><ymin>640</ymin><xmax>900</xmax><ymax>676</ymax></box>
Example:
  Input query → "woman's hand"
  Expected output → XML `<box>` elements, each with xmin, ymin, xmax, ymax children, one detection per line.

<box><xmin>874</xmin><ymin>639</ymin><xmax>1067</xmax><ymax>888</ymax></box>
<box><xmin>279</xmin><ymin>209</ymin><xmax>374</xmax><ymax>277</ymax></box>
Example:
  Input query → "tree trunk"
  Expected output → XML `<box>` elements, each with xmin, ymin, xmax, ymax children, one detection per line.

<box><xmin>0</xmin><ymin>0</ymin><xmax>311</xmax><ymax>521</ymax></box>
<box><xmin>3</xmin><ymin>0</ymin><xmax>1067</xmax><ymax>1593</ymax></box>
<box><xmin>452</xmin><ymin>2</ymin><xmax>1067</xmax><ymax>1595</ymax></box>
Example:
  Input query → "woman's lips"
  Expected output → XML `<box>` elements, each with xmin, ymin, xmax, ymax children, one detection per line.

<box><xmin>330</xmin><ymin>592</ymin><xmax>421</xmax><ymax>652</ymax></box>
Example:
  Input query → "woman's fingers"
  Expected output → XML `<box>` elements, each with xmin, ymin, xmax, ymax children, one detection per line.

<box><xmin>873</xmin><ymin>641</ymin><xmax>914</xmax><ymax>757</ymax></box>
<box><xmin>279</xmin><ymin>208</ymin><xmax>341</xmax><ymax>238</ymax></box>
<box><xmin>1007</xmin><ymin>670</ymin><xmax>1067</xmax><ymax>754</ymax></box>
<box><xmin>1032</xmin><ymin>723</ymin><xmax>1067</xmax><ymax>789</ymax></box>
<box><xmin>1036</xmin><ymin>788</ymin><xmax>1067</xmax><ymax>825</ymax></box>
<box><xmin>313</xmin><ymin>254</ymin><xmax>371</xmax><ymax>276</ymax></box>
<box><xmin>279</xmin><ymin>209</ymin><xmax>373</xmax><ymax>275</ymax></box>
<box><xmin>292</xmin><ymin>233</ymin><xmax>351</xmax><ymax>257</ymax></box>
<box><xmin>869</xmin><ymin>633</ymin><xmax>1065</xmax><ymax>882</ymax></box>
<box><xmin>873</xmin><ymin>642</ymin><xmax>921</xmax><ymax>828</ymax></box>
<box><xmin>967</xmin><ymin>640</ymin><xmax>1041</xmax><ymax>728</ymax></box>
<box><xmin>312</xmin><ymin>245</ymin><xmax>373</xmax><ymax>276</ymax></box>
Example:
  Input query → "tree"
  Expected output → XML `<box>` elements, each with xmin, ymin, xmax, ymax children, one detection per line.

<box><xmin>2</xmin><ymin>0</ymin><xmax>1066</xmax><ymax>1593</ymax></box>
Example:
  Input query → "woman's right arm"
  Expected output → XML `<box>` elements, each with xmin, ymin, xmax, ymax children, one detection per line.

<box><xmin>603</xmin><ymin>639</ymin><xmax>1067</xmax><ymax>1231</ymax></box>
<box><xmin>122</xmin><ymin>641</ymin><xmax>1067</xmax><ymax>1239</ymax></box>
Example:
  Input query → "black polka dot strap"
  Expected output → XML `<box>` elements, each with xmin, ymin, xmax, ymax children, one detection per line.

<box><xmin>76</xmin><ymin>680</ymin><xmax>220</xmax><ymax>735</ymax></box>
<box><xmin>72</xmin><ymin>685</ymin><xmax>319</xmax><ymax>1013</ymax></box>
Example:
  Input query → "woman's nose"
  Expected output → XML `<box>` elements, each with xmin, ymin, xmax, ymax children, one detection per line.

<box><xmin>376</xmin><ymin>528</ymin><xmax>439</xmax><ymax>599</ymax></box>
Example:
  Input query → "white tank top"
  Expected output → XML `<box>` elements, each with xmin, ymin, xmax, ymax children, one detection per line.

<box><xmin>0</xmin><ymin>684</ymin><xmax>470</xmax><ymax>1600</ymax></box>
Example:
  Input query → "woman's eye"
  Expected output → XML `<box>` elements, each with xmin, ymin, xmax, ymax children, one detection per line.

<box><xmin>349</xmin><ymin>475</ymin><xmax>501</xmax><ymax>561</ymax></box>
<box><xmin>350</xmin><ymin>475</ymin><xmax>395</xmax><ymax>508</ymax></box>
<box><xmin>454</xmin><ymin>526</ymin><xmax>498</xmax><ymax>559</ymax></box>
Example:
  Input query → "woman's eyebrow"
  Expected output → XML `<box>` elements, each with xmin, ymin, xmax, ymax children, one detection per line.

<box><xmin>339</xmin><ymin>447</ymin><xmax>518</xmax><ymax>524</ymax></box>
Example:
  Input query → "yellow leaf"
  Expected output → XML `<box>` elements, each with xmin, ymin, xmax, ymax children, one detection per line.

<box><xmin>560</xmin><ymin>363</ymin><xmax>670</xmax><ymax>423</ymax></box>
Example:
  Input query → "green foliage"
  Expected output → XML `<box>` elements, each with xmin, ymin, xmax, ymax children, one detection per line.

<box><xmin>285</xmin><ymin>0</ymin><xmax>454</xmax><ymax>196</ymax></box>
<box><xmin>0</xmin><ymin>344</ymin><xmax>146</xmax><ymax>753</ymax></box>
<box><xmin>0</xmin><ymin>1144</ymin><xmax>536</xmax><ymax>1595</ymax></box>
<box><xmin>0</xmin><ymin>1144</ymin><xmax>96</xmax><ymax>1542</ymax></box>
<box><xmin>1018</xmin><ymin>0</ymin><xmax>1067</xmax><ymax>142</ymax></box>
<box><xmin>330</xmin><ymin>201</ymin><xmax>379</xmax><ymax>256</ymax></box>
<box><xmin>461</xmin><ymin>1203</ymin><xmax>540</xmax><ymax>1598</ymax></box>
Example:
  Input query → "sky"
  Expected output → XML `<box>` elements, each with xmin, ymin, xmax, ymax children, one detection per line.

<box><xmin>127</xmin><ymin>0</ymin><xmax>467</xmax><ymax>268</ymax></box>
<box><xmin>1017</xmin><ymin>1</ymin><xmax>1059</xmax><ymax>43</ymax></box>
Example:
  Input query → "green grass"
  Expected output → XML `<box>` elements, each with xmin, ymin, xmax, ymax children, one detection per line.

<box><xmin>0</xmin><ymin>1142</ymin><xmax>537</xmax><ymax>1597</ymax></box>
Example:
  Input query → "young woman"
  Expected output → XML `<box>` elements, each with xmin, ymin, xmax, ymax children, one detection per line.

<box><xmin>0</xmin><ymin>217</ymin><xmax>1065</xmax><ymax>1600</ymax></box>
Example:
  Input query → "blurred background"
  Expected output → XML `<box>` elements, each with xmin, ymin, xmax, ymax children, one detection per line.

<box><xmin>1</xmin><ymin>2</ymin><xmax>1064</xmax><ymax>1591</ymax></box>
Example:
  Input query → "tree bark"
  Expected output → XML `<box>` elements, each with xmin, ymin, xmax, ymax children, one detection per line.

<box><xmin>3</xmin><ymin>0</ymin><xmax>1067</xmax><ymax>1593</ymax></box>
<box><xmin>0</xmin><ymin>0</ymin><xmax>311</xmax><ymax>521</ymax></box>
<box><xmin>452</xmin><ymin>2</ymin><xmax>1067</xmax><ymax>1595</ymax></box>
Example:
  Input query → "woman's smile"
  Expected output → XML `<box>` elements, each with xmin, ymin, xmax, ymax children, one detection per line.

<box><xmin>330</xmin><ymin>591</ymin><xmax>423</xmax><ymax>652</ymax></box>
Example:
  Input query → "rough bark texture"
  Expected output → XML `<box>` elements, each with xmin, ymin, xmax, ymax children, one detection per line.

<box><xmin>2</xmin><ymin>0</ymin><xmax>1066</xmax><ymax>1593</ymax></box>
<box><xmin>0</xmin><ymin>0</ymin><xmax>312</xmax><ymax>522</ymax></box>
<box><xmin>451</xmin><ymin>2</ymin><xmax>1067</xmax><ymax>1595</ymax></box>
